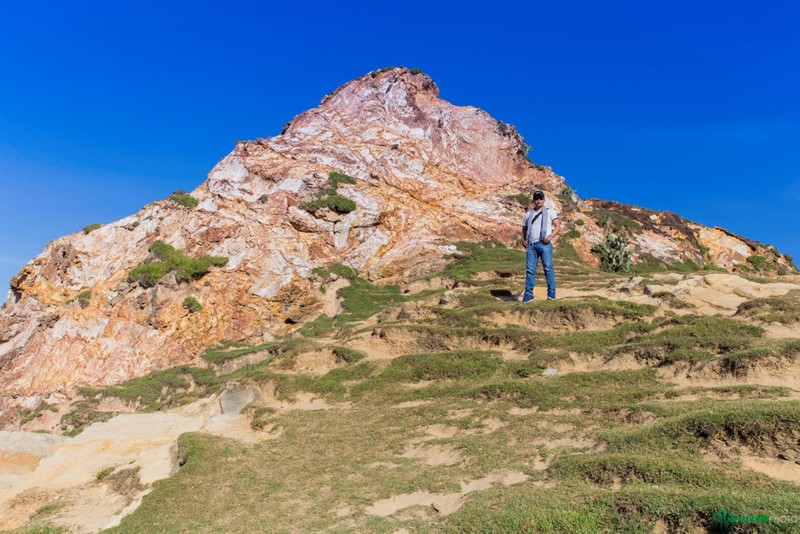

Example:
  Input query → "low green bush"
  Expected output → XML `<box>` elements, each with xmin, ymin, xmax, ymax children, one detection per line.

<box><xmin>128</xmin><ymin>241</ymin><xmax>228</xmax><ymax>288</ymax></box>
<box><xmin>75</xmin><ymin>290</ymin><xmax>91</xmax><ymax>309</ymax></box>
<box><xmin>83</xmin><ymin>223</ymin><xmax>102</xmax><ymax>234</ymax></box>
<box><xmin>300</xmin><ymin>172</ymin><xmax>358</xmax><ymax>215</ymax></box>
<box><xmin>170</xmin><ymin>190</ymin><xmax>199</xmax><ymax>208</ymax></box>
<box><xmin>182</xmin><ymin>296</ymin><xmax>202</xmax><ymax>313</ymax></box>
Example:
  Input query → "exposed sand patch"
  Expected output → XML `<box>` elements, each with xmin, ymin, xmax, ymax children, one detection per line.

<box><xmin>509</xmin><ymin>406</ymin><xmax>539</xmax><ymax>416</ymax></box>
<box><xmin>739</xmin><ymin>456</ymin><xmax>800</xmax><ymax>484</ymax></box>
<box><xmin>533</xmin><ymin>421</ymin><xmax>574</xmax><ymax>433</ymax></box>
<box><xmin>0</xmin><ymin>451</ymin><xmax>40</xmax><ymax>475</ymax></box>
<box><xmin>657</xmin><ymin>359</ymin><xmax>800</xmax><ymax>390</ymax></box>
<box><xmin>321</xmin><ymin>278</ymin><xmax>350</xmax><ymax>317</ymax></box>
<box><xmin>0</xmin><ymin>394</ymin><xmax>282</xmax><ymax>531</ymax></box>
<box><xmin>420</xmin><ymin>424</ymin><xmax>460</xmax><ymax>440</ymax></box>
<box><xmin>365</xmin><ymin>470</ymin><xmax>529</xmax><ymax>517</ymax></box>
<box><xmin>400</xmin><ymin>444</ymin><xmax>463</xmax><ymax>466</ymax></box>
<box><xmin>763</xmin><ymin>323</ymin><xmax>800</xmax><ymax>339</ymax></box>
<box><xmin>293</xmin><ymin>349</ymin><xmax>345</xmax><ymax>375</ymax></box>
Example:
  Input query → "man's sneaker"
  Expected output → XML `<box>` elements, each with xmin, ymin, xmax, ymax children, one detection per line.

<box><xmin>547</xmin><ymin>296</ymin><xmax>556</xmax><ymax>300</ymax></box>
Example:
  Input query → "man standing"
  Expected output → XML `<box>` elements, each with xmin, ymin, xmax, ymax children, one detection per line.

<box><xmin>521</xmin><ymin>190</ymin><xmax>561</xmax><ymax>301</ymax></box>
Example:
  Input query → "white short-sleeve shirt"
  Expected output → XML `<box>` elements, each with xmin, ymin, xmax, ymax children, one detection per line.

<box><xmin>523</xmin><ymin>207</ymin><xmax>559</xmax><ymax>243</ymax></box>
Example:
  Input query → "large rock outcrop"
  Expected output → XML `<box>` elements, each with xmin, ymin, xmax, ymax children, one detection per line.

<box><xmin>0</xmin><ymin>68</ymin><xmax>794</xmax><ymax>423</ymax></box>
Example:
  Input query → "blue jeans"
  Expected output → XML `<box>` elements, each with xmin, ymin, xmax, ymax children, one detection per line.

<box><xmin>522</xmin><ymin>241</ymin><xmax>555</xmax><ymax>301</ymax></box>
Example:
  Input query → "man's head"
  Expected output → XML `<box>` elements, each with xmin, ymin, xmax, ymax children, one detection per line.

<box><xmin>533</xmin><ymin>190</ymin><xmax>545</xmax><ymax>208</ymax></box>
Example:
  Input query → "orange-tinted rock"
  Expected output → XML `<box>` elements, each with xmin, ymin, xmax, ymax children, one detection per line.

<box><xmin>0</xmin><ymin>68</ymin><xmax>793</xmax><ymax>423</ymax></box>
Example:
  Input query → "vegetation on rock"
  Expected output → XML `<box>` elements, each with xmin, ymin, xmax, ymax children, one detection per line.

<box><xmin>592</xmin><ymin>233</ymin><xmax>632</xmax><ymax>273</ymax></box>
<box><xmin>182</xmin><ymin>296</ymin><xmax>202</xmax><ymax>313</ymax></box>
<box><xmin>128</xmin><ymin>240</ymin><xmax>228</xmax><ymax>288</ymax></box>
<box><xmin>299</xmin><ymin>171</ymin><xmax>357</xmax><ymax>215</ymax></box>
<box><xmin>169</xmin><ymin>190</ymin><xmax>199</xmax><ymax>208</ymax></box>
<box><xmin>82</xmin><ymin>223</ymin><xmax>102</xmax><ymax>234</ymax></box>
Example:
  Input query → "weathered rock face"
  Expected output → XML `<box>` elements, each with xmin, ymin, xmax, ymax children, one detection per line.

<box><xmin>0</xmin><ymin>68</ymin><xmax>794</xmax><ymax>422</ymax></box>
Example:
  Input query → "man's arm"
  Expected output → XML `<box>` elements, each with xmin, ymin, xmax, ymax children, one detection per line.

<box><xmin>522</xmin><ymin>224</ymin><xmax>529</xmax><ymax>248</ymax></box>
<box><xmin>544</xmin><ymin>217</ymin><xmax>561</xmax><ymax>244</ymax></box>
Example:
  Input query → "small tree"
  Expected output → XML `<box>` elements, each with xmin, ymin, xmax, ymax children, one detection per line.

<box><xmin>592</xmin><ymin>233</ymin><xmax>633</xmax><ymax>273</ymax></box>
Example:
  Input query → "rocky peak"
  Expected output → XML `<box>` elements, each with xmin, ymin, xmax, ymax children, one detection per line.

<box><xmin>0</xmin><ymin>68</ymin><xmax>794</xmax><ymax>424</ymax></box>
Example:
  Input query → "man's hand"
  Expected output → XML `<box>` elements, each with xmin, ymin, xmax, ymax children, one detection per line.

<box><xmin>522</xmin><ymin>240</ymin><xmax>529</xmax><ymax>248</ymax></box>
<box><xmin>542</xmin><ymin>237</ymin><xmax>551</xmax><ymax>245</ymax></box>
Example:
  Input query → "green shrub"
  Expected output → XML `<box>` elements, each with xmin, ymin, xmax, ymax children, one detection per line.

<box><xmin>746</xmin><ymin>255</ymin><xmax>773</xmax><ymax>271</ymax></box>
<box><xmin>784</xmin><ymin>254</ymin><xmax>797</xmax><ymax>271</ymax></box>
<box><xmin>576</xmin><ymin>219</ymin><xmax>585</xmax><ymax>226</ymax></box>
<box><xmin>170</xmin><ymin>190</ymin><xmax>199</xmax><ymax>208</ymax></box>
<box><xmin>591</xmin><ymin>233</ymin><xmax>632</xmax><ymax>273</ymax></box>
<box><xmin>409</xmin><ymin>67</ymin><xmax>423</xmax><ymax>75</ymax></box>
<box><xmin>182</xmin><ymin>296</ymin><xmax>202</xmax><ymax>313</ymax></box>
<box><xmin>565</xmin><ymin>229</ymin><xmax>581</xmax><ymax>239</ymax></box>
<box><xmin>75</xmin><ymin>290</ymin><xmax>91</xmax><ymax>309</ymax></box>
<box><xmin>591</xmin><ymin>208</ymin><xmax>642</xmax><ymax>235</ymax></box>
<box><xmin>300</xmin><ymin>172</ymin><xmax>358</xmax><ymax>215</ymax></box>
<box><xmin>299</xmin><ymin>194</ymin><xmax>356</xmax><ymax>214</ymax></box>
<box><xmin>83</xmin><ymin>223</ymin><xmax>102</xmax><ymax>234</ymax></box>
<box><xmin>561</xmin><ymin>185</ymin><xmax>577</xmax><ymax>201</ymax></box>
<box><xmin>673</xmin><ymin>259</ymin><xmax>701</xmax><ymax>272</ymax></box>
<box><xmin>506</xmin><ymin>193</ymin><xmax>530</xmax><ymax>207</ymax></box>
<box><xmin>129</xmin><ymin>241</ymin><xmax>228</xmax><ymax>288</ymax></box>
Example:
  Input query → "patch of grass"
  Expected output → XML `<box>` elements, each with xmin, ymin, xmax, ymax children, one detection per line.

<box><xmin>471</xmin><ymin>369</ymin><xmax>667</xmax><ymax>411</ymax></box>
<box><xmin>128</xmin><ymin>240</ymin><xmax>228</xmax><ymax>288</ymax></box>
<box><xmin>603</xmin><ymin>400</ymin><xmax>800</xmax><ymax>451</ymax></box>
<box><xmin>202</xmin><ymin>341</ymin><xmax>280</xmax><ymax>365</ymax></box>
<box><xmin>82</xmin><ymin>223</ymin><xmax>102</xmax><ymax>234</ymax></box>
<box><xmin>430</xmin><ymin>241</ymin><xmax>526</xmax><ymax>282</ymax></box>
<box><xmin>298</xmin><ymin>314</ymin><xmax>335</xmax><ymax>337</ymax></box>
<box><xmin>718</xmin><ymin>339</ymin><xmax>800</xmax><ymax>376</ymax></box>
<box><xmin>550</xmin><ymin>452</ymin><xmax>735</xmax><ymax>488</ymax></box>
<box><xmin>182</xmin><ymin>296</ymin><xmax>202</xmax><ymax>313</ymax></box>
<box><xmin>505</xmin><ymin>193</ymin><xmax>529</xmax><ymax>207</ymax></box>
<box><xmin>73</xmin><ymin>290</ymin><xmax>91</xmax><ymax>309</ymax></box>
<box><xmin>329</xmin><ymin>345</ymin><xmax>366</xmax><ymax>363</ymax></box>
<box><xmin>314</xmin><ymin>263</ymin><xmax>405</xmax><ymax>325</ymax></box>
<box><xmin>60</xmin><ymin>399</ymin><xmax>114</xmax><ymax>436</ymax></box>
<box><xmin>746</xmin><ymin>254</ymin><xmax>774</xmax><ymax>272</ymax></box>
<box><xmin>383</xmin><ymin>350</ymin><xmax>502</xmax><ymax>382</ymax></box>
<box><xmin>565</xmin><ymin>229</ymin><xmax>581</xmax><ymax>239</ymax></box>
<box><xmin>590</xmin><ymin>208</ymin><xmax>642</xmax><ymax>235</ymax></box>
<box><xmin>617</xmin><ymin>316</ymin><xmax>765</xmax><ymax>363</ymax></box>
<box><xmin>169</xmin><ymin>190</ymin><xmax>199</xmax><ymax>208</ymax></box>
<box><xmin>81</xmin><ymin>366</ymin><xmax>221</xmax><ymax>412</ymax></box>
<box><xmin>672</xmin><ymin>259</ymin><xmax>701</xmax><ymax>272</ymax></box>
<box><xmin>736</xmin><ymin>291</ymin><xmax>800</xmax><ymax>324</ymax></box>
<box><xmin>96</xmin><ymin>466</ymin><xmax>115</xmax><ymax>481</ymax></box>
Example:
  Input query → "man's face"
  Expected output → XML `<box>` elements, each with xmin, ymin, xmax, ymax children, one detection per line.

<box><xmin>533</xmin><ymin>197</ymin><xmax>545</xmax><ymax>209</ymax></box>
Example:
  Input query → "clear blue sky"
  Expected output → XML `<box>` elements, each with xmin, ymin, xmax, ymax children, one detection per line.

<box><xmin>2</xmin><ymin>0</ymin><xmax>799</xmax><ymax>287</ymax></box>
